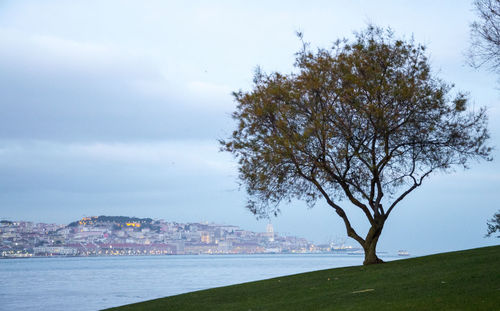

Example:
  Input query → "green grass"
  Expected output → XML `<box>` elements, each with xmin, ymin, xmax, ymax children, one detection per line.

<box><xmin>105</xmin><ymin>245</ymin><xmax>500</xmax><ymax>311</ymax></box>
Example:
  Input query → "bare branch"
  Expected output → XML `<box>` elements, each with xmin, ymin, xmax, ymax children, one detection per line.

<box><xmin>385</xmin><ymin>169</ymin><xmax>434</xmax><ymax>217</ymax></box>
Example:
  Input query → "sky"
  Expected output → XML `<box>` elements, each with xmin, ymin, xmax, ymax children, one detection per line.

<box><xmin>0</xmin><ymin>0</ymin><xmax>498</xmax><ymax>255</ymax></box>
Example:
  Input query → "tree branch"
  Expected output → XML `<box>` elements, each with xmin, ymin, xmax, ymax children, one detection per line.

<box><xmin>290</xmin><ymin>155</ymin><xmax>366</xmax><ymax>245</ymax></box>
<box><xmin>385</xmin><ymin>169</ymin><xmax>433</xmax><ymax>217</ymax></box>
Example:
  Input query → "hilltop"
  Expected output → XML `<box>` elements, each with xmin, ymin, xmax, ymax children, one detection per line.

<box><xmin>67</xmin><ymin>216</ymin><xmax>154</xmax><ymax>228</ymax></box>
<box><xmin>106</xmin><ymin>245</ymin><xmax>500</xmax><ymax>311</ymax></box>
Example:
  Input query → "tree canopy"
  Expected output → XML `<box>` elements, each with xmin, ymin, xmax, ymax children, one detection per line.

<box><xmin>469</xmin><ymin>0</ymin><xmax>500</xmax><ymax>72</ymax></box>
<box><xmin>221</xmin><ymin>26</ymin><xmax>491</xmax><ymax>264</ymax></box>
<box><xmin>486</xmin><ymin>210</ymin><xmax>500</xmax><ymax>238</ymax></box>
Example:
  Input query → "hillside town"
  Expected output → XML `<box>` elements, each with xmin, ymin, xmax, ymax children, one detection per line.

<box><xmin>0</xmin><ymin>216</ymin><xmax>357</xmax><ymax>258</ymax></box>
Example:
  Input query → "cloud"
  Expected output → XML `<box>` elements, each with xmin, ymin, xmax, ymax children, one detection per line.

<box><xmin>0</xmin><ymin>139</ymin><xmax>236</xmax><ymax>193</ymax></box>
<box><xmin>31</xmin><ymin>34</ymin><xmax>115</xmax><ymax>68</ymax></box>
<box><xmin>0</xmin><ymin>28</ymin><xmax>153</xmax><ymax>78</ymax></box>
<box><xmin>130</xmin><ymin>78</ymin><xmax>234</xmax><ymax>109</ymax></box>
<box><xmin>0</xmin><ymin>139</ymin><xmax>234</xmax><ymax>171</ymax></box>
<box><xmin>0</xmin><ymin>29</ymin><xmax>236</xmax><ymax>142</ymax></box>
<box><xmin>188</xmin><ymin>81</ymin><xmax>232</xmax><ymax>97</ymax></box>
<box><xmin>67</xmin><ymin>140</ymin><xmax>235</xmax><ymax>172</ymax></box>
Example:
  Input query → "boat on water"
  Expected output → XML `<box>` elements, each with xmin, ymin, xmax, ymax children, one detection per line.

<box><xmin>398</xmin><ymin>250</ymin><xmax>410</xmax><ymax>256</ymax></box>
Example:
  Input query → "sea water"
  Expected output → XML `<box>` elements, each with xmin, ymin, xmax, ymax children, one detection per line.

<box><xmin>0</xmin><ymin>253</ymin><xmax>395</xmax><ymax>310</ymax></box>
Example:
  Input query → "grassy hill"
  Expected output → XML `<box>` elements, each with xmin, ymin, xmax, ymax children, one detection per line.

<box><xmin>105</xmin><ymin>245</ymin><xmax>500</xmax><ymax>311</ymax></box>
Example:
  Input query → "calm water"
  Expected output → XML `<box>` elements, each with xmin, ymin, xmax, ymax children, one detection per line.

<box><xmin>0</xmin><ymin>253</ymin><xmax>396</xmax><ymax>310</ymax></box>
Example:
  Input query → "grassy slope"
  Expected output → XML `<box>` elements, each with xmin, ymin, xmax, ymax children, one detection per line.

<box><xmin>106</xmin><ymin>245</ymin><xmax>500</xmax><ymax>311</ymax></box>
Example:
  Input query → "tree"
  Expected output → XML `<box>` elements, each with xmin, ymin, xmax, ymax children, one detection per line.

<box><xmin>486</xmin><ymin>210</ymin><xmax>500</xmax><ymax>237</ymax></box>
<box><xmin>221</xmin><ymin>26</ymin><xmax>492</xmax><ymax>265</ymax></box>
<box><xmin>469</xmin><ymin>0</ymin><xmax>500</xmax><ymax>72</ymax></box>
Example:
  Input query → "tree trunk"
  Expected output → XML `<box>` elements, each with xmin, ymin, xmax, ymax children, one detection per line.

<box><xmin>363</xmin><ymin>236</ymin><xmax>384</xmax><ymax>265</ymax></box>
<box><xmin>362</xmin><ymin>220</ymin><xmax>385</xmax><ymax>265</ymax></box>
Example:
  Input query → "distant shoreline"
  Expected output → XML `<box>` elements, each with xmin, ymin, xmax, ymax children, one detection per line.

<box><xmin>1</xmin><ymin>249</ymin><xmax>377</xmax><ymax>260</ymax></box>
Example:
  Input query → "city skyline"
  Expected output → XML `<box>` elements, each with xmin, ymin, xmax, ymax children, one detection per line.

<box><xmin>0</xmin><ymin>1</ymin><xmax>499</xmax><ymax>255</ymax></box>
<box><xmin>1</xmin><ymin>215</ymin><xmax>338</xmax><ymax>258</ymax></box>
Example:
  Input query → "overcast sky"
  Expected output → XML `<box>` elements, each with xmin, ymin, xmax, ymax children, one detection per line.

<box><xmin>0</xmin><ymin>0</ymin><xmax>498</xmax><ymax>254</ymax></box>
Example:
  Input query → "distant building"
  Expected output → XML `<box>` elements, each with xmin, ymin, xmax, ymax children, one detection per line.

<box><xmin>266</xmin><ymin>223</ymin><xmax>274</xmax><ymax>242</ymax></box>
<box><xmin>201</xmin><ymin>232</ymin><xmax>211</xmax><ymax>244</ymax></box>
<box><xmin>218</xmin><ymin>240</ymin><xmax>232</xmax><ymax>253</ymax></box>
